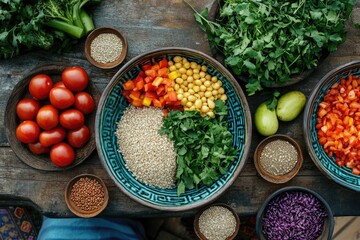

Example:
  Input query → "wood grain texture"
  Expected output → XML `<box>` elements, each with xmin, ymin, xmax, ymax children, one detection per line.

<box><xmin>0</xmin><ymin>0</ymin><xmax>360</xmax><ymax>218</ymax></box>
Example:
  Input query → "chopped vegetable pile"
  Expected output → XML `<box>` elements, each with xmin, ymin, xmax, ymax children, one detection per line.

<box><xmin>159</xmin><ymin>100</ymin><xmax>238</xmax><ymax>195</ymax></box>
<box><xmin>316</xmin><ymin>74</ymin><xmax>360</xmax><ymax>175</ymax></box>
<box><xmin>262</xmin><ymin>191</ymin><xmax>327</xmax><ymax>240</ymax></box>
<box><xmin>0</xmin><ymin>0</ymin><xmax>102</xmax><ymax>59</ymax></box>
<box><xmin>187</xmin><ymin>0</ymin><xmax>356</xmax><ymax>95</ymax></box>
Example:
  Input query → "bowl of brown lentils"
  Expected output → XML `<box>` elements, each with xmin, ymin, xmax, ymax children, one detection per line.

<box><xmin>84</xmin><ymin>27</ymin><xmax>128</xmax><ymax>69</ymax></box>
<box><xmin>254</xmin><ymin>134</ymin><xmax>303</xmax><ymax>184</ymax></box>
<box><xmin>65</xmin><ymin>174</ymin><xmax>109</xmax><ymax>218</ymax></box>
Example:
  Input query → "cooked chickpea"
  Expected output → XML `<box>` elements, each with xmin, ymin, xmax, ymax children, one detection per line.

<box><xmin>207</xmin><ymin>99</ymin><xmax>215</xmax><ymax>109</ymax></box>
<box><xmin>204</xmin><ymin>80</ymin><xmax>211</xmax><ymax>87</ymax></box>
<box><xmin>181</xmin><ymin>98</ymin><xmax>187</xmax><ymax>105</ymax></box>
<box><xmin>188</xmin><ymin>95</ymin><xmax>196</xmax><ymax>102</ymax></box>
<box><xmin>212</xmin><ymin>90</ymin><xmax>218</xmax><ymax>96</ymax></box>
<box><xmin>187</xmin><ymin>76</ymin><xmax>194</xmax><ymax>83</ymax></box>
<box><xmin>186</xmin><ymin>69</ymin><xmax>193</xmax><ymax>76</ymax></box>
<box><xmin>194</xmin><ymin>79</ymin><xmax>202</xmax><ymax>86</ymax></box>
<box><xmin>193</xmin><ymin>68</ymin><xmax>200</xmax><ymax>74</ymax></box>
<box><xmin>193</xmin><ymin>73</ymin><xmax>200</xmax><ymax>80</ymax></box>
<box><xmin>183</xmin><ymin>92</ymin><xmax>190</xmax><ymax>98</ymax></box>
<box><xmin>220</xmin><ymin>94</ymin><xmax>227</xmax><ymax>101</ymax></box>
<box><xmin>193</xmin><ymin>86</ymin><xmax>200</xmax><ymax>92</ymax></box>
<box><xmin>194</xmin><ymin>99</ymin><xmax>202</xmax><ymax>109</ymax></box>
<box><xmin>188</xmin><ymin>89</ymin><xmax>195</xmax><ymax>95</ymax></box>
<box><xmin>199</xmin><ymin>71</ymin><xmax>206</xmax><ymax>78</ymax></box>
<box><xmin>190</xmin><ymin>62</ymin><xmax>198</xmax><ymax>69</ymax></box>
<box><xmin>184</xmin><ymin>62</ymin><xmax>190</xmax><ymax>69</ymax></box>
<box><xmin>211</xmin><ymin>76</ymin><xmax>218</xmax><ymax>82</ymax></box>
<box><xmin>206</xmin><ymin>111</ymin><xmax>215</xmax><ymax>118</ymax></box>
<box><xmin>201</xmin><ymin>65</ymin><xmax>207</xmax><ymax>72</ymax></box>
<box><xmin>205</xmin><ymin>74</ymin><xmax>211</xmax><ymax>80</ymax></box>
<box><xmin>175</xmin><ymin>62</ymin><xmax>182</xmax><ymax>69</ymax></box>
<box><xmin>177</xmin><ymin>93</ymin><xmax>183</xmax><ymax>100</ymax></box>
<box><xmin>186</xmin><ymin>101</ymin><xmax>193</xmax><ymax>108</ymax></box>
<box><xmin>175</xmin><ymin>78</ymin><xmax>183</xmax><ymax>84</ymax></box>
<box><xmin>168</xmin><ymin>60</ymin><xmax>174</xmax><ymax>66</ymax></box>
<box><xmin>213</xmin><ymin>82</ymin><xmax>221</xmax><ymax>90</ymax></box>
<box><xmin>169</xmin><ymin>65</ymin><xmax>177</xmax><ymax>72</ymax></box>
<box><xmin>179</xmin><ymin>67</ymin><xmax>186</xmax><ymax>74</ymax></box>
<box><xmin>204</xmin><ymin>91</ymin><xmax>212</xmax><ymax>98</ymax></box>
<box><xmin>200</xmin><ymin>85</ymin><xmax>207</xmax><ymax>92</ymax></box>
<box><xmin>181</xmin><ymin>74</ymin><xmax>188</xmax><ymax>80</ymax></box>
<box><xmin>201</xmin><ymin>105</ymin><xmax>210</xmax><ymax>113</ymax></box>
<box><xmin>174</xmin><ymin>84</ymin><xmax>180</xmax><ymax>91</ymax></box>
<box><xmin>218</xmin><ymin>87</ymin><xmax>225</xmax><ymax>94</ymax></box>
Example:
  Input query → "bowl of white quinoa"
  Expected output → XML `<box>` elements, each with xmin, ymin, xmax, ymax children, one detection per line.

<box><xmin>95</xmin><ymin>47</ymin><xmax>252</xmax><ymax>211</ymax></box>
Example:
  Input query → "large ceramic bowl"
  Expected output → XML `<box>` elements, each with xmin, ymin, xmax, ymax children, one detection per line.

<box><xmin>95</xmin><ymin>47</ymin><xmax>252</xmax><ymax>211</ymax></box>
<box><xmin>304</xmin><ymin>60</ymin><xmax>360</xmax><ymax>191</ymax></box>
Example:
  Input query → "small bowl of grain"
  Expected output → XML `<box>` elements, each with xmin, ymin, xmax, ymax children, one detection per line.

<box><xmin>65</xmin><ymin>173</ymin><xmax>109</xmax><ymax>218</ymax></box>
<box><xmin>254</xmin><ymin>134</ymin><xmax>303</xmax><ymax>184</ymax></box>
<box><xmin>84</xmin><ymin>27</ymin><xmax>128</xmax><ymax>69</ymax></box>
<box><xmin>194</xmin><ymin>203</ymin><xmax>240</xmax><ymax>240</ymax></box>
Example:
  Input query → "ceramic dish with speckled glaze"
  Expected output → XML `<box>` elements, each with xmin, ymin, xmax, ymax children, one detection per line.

<box><xmin>95</xmin><ymin>47</ymin><xmax>252</xmax><ymax>211</ymax></box>
<box><xmin>304</xmin><ymin>60</ymin><xmax>360</xmax><ymax>192</ymax></box>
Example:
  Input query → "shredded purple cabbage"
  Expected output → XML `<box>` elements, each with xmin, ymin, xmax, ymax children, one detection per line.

<box><xmin>262</xmin><ymin>191</ymin><xmax>327</xmax><ymax>240</ymax></box>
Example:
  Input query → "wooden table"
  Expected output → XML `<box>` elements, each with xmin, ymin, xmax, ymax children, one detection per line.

<box><xmin>1</xmin><ymin>0</ymin><xmax>360</xmax><ymax>218</ymax></box>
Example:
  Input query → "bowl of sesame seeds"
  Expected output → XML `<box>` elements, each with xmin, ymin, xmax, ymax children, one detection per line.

<box><xmin>65</xmin><ymin>174</ymin><xmax>109</xmax><ymax>218</ymax></box>
<box><xmin>254</xmin><ymin>134</ymin><xmax>303</xmax><ymax>184</ymax></box>
<box><xmin>84</xmin><ymin>27</ymin><xmax>128</xmax><ymax>69</ymax></box>
<box><xmin>95</xmin><ymin>47</ymin><xmax>252</xmax><ymax>211</ymax></box>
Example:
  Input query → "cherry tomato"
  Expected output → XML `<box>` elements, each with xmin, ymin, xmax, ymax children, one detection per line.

<box><xmin>59</xmin><ymin>109</ymin><xmax>84</xmax><ymax>130</ymax></box>
<box><xmin>16</xmin><ymin>98</ymin><xmax>40</xmax><ymax>120</ymax></box>
<box><xmin>53</xmin><ymin>81</ymin><xmax>66</xmax><ymax>88</ymax></box>
<box><xmin>61</xmin><ymin>67</ymin><xmax>89</xmax><ymax>92</ymax></box>
<box><xmin>28</xmin><ymin>74</ymin><xmax>53</xmax><ymax>100</ymax></box>
<box><xmin>39</xmin><ymin>126</ymin><xmax>67</xmax><ymax>147</ymax></box>
<box><xmin>16</xmin><ymin>120</ymin><xmax>40</xmax><ymax>144</ymax></box>
<box><xmin>74</xmin><ymin>92</ymin><xmax>95</xmax><ymax>114</ymax></box>
<box><xmin>36</xmin><ymin>105</ymin><xmax>59</xmax><ymax>130</ymax></box>
<box><xmin>28</xmin><ymin>142</ymin><xmax>50</xmax><ymax>155</ymax></box>
<box><xmin>67</xmin><ymin>125</ymin><xmax>90</xmax><ymax>148</ymax></box>
<box><xmin>49</xmin><ymin>87</ymin><xmax>75</xmax><ymax>109</ymax></box>
<box><xmin>50</xmin><ymin>142</ymin><xmax>75</xmax><ymax>167</ymax></box>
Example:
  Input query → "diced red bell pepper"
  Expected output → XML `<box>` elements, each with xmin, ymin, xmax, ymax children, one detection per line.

<box><xmin>134</xmin><ymin>79</ymin><xmax>144</xmax><ymax>91</ymax></box>
<box><xmin>155</xmin><ymin>85</ymin><xmax>165</xmax><ymax>96</ymax></box>
<box><xmin>151</xmin><ymin>63</ymin><xmax>160</xmax><ymax>71</ymax></box>
<box><xmin>123</xmin><ymin>80</ymin><xmax>135</xmax><ymax>90</ymax></box>
<box><xmin>164</xmin><ymin>91</ymin><xmax>178</xmax><ymax>102</ymax></box>
<box><xmin>153</xmin><ymin>99</ymin><xmax>165</xmax><ymax>108</ymax></box>
<box><xmin>162</xmin><ymin>78</ymin><xmax>173</xmax><ymax>87</ymax></box>
<box><xmin>145</xmin><ymin>69</ymin><xmax>157</xmax><ymax>79</ymax></box>
<box><xmin>144</xmin><ymin>76</ymin><xmax>153</xmax><ymax>83</ymax></box>
<box><xmin>142</xmin><ymin>64</ymin><xmax>152</xmax><ymax>71</ymax></box>
<box><xmin>131</xmin><ymin>99</ymin><xmax>143</xmax><ymax>107</ymax></box>
<box><xmin>158</xmin><ymin>67</ymin><xmax>169</xmax><ymax>78</ymax></box>
<box><xmin>122</xmin><ymin>90</ymin><xmax>131</xmax><ymax>100</ymax></box>
<box><xmin>152</xmin><ymin>77</ymin><xmax>163</xmax><ymax>87</ymax></box>
<box><xmin>144</xmin><ymin>82</ymin><xmax>156</xmax><ymax>92</ymax></box>
<box><xmin>129</xmin><ymin>90</ymin><xmax>141</xmax><ymax>100</ymax></box>
<box><xmin>144</xmin><ymin>91</ymin><xmax>157</xmax><ymax>99</ymax></box>
<box><xmin>159</xmin><ymin>58</ymin><xmax>168</xmax><ymax>68</ymax></box>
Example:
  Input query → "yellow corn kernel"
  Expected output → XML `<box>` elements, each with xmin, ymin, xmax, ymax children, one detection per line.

<box><xmin>168</xmin><ymin>71</ymin><xmax>179</xmax><ymax>81</ymax></box>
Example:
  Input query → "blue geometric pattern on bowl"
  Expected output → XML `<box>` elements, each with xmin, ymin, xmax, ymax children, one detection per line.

<box><xmin>304</xmin><ymin>61</ymin><xmax>360</xmax><ymax>192</ymax></box>
<box><xmin>95</xmin><ymin>48</ymin><xmax>252</xmax><ymax>210</ymax></box>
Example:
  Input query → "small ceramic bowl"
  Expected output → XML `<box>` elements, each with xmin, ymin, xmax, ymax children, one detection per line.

<box><xmin>254</xmin><ymin>134</ymin><xmax>303</xmax><ymax>184</ymax></box>
<box><xmin>65</xmin><ymin>174</ymin><xmax>109</xmax><ymax>218</ymax></box>
<box><xmin>256</xmin><ymin>186</ymin><xmax>334</xmax><ymax>240</ymax></box>
<box><xmin>194</xmin><ymin>203</ymin><xmax>240</xmax><ymax>240</ymax></box>
<box><xmin>84</xmin><ymin>27</ymin><xmax>128</xmax><ymax>69</ymax></box>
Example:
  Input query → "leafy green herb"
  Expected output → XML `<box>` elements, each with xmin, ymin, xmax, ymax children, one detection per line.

<box><xmin>159</xmin><ymin>100</ymin><xmax>238</xmax><ymax>196</ymax></box>
<box><xmin>0</xmin><ymin>0</ymin><xmax>101</xmax><ymax>59</ymax></box>
<box><xmin>187</xmin><ymin>0</ymin><xmax>356</xmax><ymax>95</ymax></box>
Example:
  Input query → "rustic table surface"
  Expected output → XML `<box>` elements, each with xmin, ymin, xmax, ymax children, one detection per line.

<box><xmin>1</xmin><ymin>0</ymin><xmax>360</xmax><ymax>218</ymax></box>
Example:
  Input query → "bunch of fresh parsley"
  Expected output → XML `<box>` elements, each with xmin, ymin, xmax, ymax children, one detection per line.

<box><xmin>188</xmin><ymin>0</ymin><xmax>356</xmax><ymax>95</ymax></box>
<box><xmin>159</xmin><ymin>100</ymin><xmax>238</xmax><ymax>196</ymax></box>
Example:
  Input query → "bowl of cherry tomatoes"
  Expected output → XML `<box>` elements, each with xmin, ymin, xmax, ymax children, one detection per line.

<box><xmin>5</xmin><ymin>64</ymin><xmax>100</xmax><ymax>171</ymax></box>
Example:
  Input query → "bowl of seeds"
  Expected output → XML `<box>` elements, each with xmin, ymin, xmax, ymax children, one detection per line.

<box><xmin>65</xmin><ymin>174</ymin><xmax>109</xmax><ymax>218</ymax></box>
<box><xmin>194</xmin><ymin>203</ymin><xmax>240</xmax><ymax>240</ymax></box>
<box><xmin>95</xmin><ymin>47</ymin><xmax>252</xmax><ymax>211</ymax></box>
<box><xmin>254</xmin><ymin>134</ymin><xmax>303</xmax><ymax>184</ymax></box>
<box><xmin>84</xmin><ymin>27</ymin><xmax>128</xmax><ymax>69</ymax></box>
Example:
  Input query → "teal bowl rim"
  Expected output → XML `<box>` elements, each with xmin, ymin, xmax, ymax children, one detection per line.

<box><xmin>95</xmin><ymin>47</ymin><xmax>252</xmax><ymax>211</ymax></box>
<box><xmin>303</xmin><ymin>60</ymin><xmax>360</xmax><ymax>192</ymax></box>
<box><xmin>255</xmin><ymin>186</ymin><xmax>334</xmax><ymax>240</ymax></box>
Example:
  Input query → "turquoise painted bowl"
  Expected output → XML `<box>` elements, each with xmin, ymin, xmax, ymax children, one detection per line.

<box><xmin>95</xmin><ymin>47</ymin><xmax>252</xmax><ymax>211</ymax></box>
<box><xmin>304</xmin><ymin>60</ymin><xmax>360</xmax><ymax>192</ymax></box>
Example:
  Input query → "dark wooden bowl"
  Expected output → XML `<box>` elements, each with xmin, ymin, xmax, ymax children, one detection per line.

<box><xmin>65</xmin><ymin>174</ymin><xmax>109</xmax><ymax>218</ymax></box>
<box><xmin>207</xmin><ymin>0</ymin><xmax>328</xmax><ymax>88</ymax></box>
<box><xmin>84</xmin><ymin>27</ymin><xmax>128</xmax><ymax>69</ymax></box>
<box><xmin>254</xmin><ymin>134</ymin><xmax>303</xmax><ymax>184</ymax></box>
<box><xmin>5</xmin><ymin>64</ymin><xmax>100</xmax><ymax>171</ymax></box>
<box><xmin>194</xmin><ymin>203</ymin><xmax>240</xmax><ymax>240</ymax></box>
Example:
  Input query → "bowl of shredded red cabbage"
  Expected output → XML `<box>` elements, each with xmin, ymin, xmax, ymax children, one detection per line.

<box><xmin>256</xmin><ymin>186</ymin><xmax>334</xmax><ymax>240</ymax></box>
